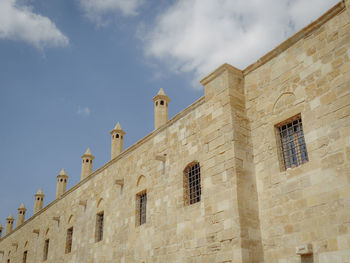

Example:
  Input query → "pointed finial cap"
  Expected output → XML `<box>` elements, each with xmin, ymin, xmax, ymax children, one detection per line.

<box><xmin>153</xmin><ymin>88</ymin><xmax>170</xmax><ymax>102</ymax></box>
<box><xmin>7</xmin><ymin>214</ymin><xmax>14</xmax><ymax>220</ymax></box>
<box><xmin>110</xmin><ymin>122</ymin><xmax>126</xmax><ymax>135</ymax></box>
<box><xmin>35</xmin><ymin>188</ymin><xmax>44</xmax><ymax>196</ymax></box>
<box><xmin>157</xmin><ymin>88</ymin><xmax>166</xmax><ymax>95</ymax></box>
<box><xmin>81</xmin><ymin>147</ymin><xmax>95</xmax><ymax>159</ymax></box>
<box><xmin>18</xmin><ymin>203</ymin><xmax>26</xmax><ymax>209</ymax></box>
<box><xmin>57</xmin><ymin>168</ymin><xmax>68</xmax><ymax>178</ymax></box>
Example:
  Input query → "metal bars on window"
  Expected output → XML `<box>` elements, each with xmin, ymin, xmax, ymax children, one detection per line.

<box><xmin>65</xmin><ymin>227</ymin><xmax>73</xmax><ymax>254</ymax></box>
<box><xmin>95</xmin><ymin>212</ymin><xmax>104</xmax><ymax>242</ymax></box>
<box><xmin>138</xmin><ymin>192</ymin><xmax>147</xmax><ymax>225</ymax></box>
<box><xmin>277</xmin><ymin>116</ymin><xmax>308</xmax><ymax>169</ymax></box>
<box><xmin>184</xmin><ymin>162</ymin><xmax>201</xmax><ymax>205</ymax></box>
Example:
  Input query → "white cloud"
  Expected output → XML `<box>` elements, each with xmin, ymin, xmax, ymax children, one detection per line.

<box><xmin>77</xmin><ymin>106</ymin><xmax>91</xmax><ymax>117</ymax></box>
<box><xmin>0</xmin><ymin>0</ymin><xmax>69</xmax><ymax>49</ymax></box>
<box><xmin>141</xmin><ymin>0</ymin><xmax>339</xmax><ymax>87</ymax></box>
<box><xmin>78</xmin><ymin>0</ymin><xmax>143</xmax><ymax>25</ymax></box>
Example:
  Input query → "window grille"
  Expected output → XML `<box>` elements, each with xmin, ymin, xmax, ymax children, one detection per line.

<box><xmin>43</xmin><ymin>239</ymin><xmax>49</xmax><ymax>261</ymax></box>
<box><xmin>65</xmin><ymin>227</ymin><xmax>73</xmax><ymax>254</ymax></box>
<box><xmin>184</xmin><ymin>162</ymin><xmax>201</xmax><ymax>205</ymax></box>
<box><xmin>22</xmin><ymin>251</ymin><xmax>27</xmax><ymax>263</ymax></box>
<box><xmin>136</xmin><ymin>191</ymin><xmax>147</xmax><ymax>226</ymax></box>
<box><xmin>95</xmin><ymin>212</ymin><xmax>104</xmax><ymax>242</ymax></box>
<box><xmin>277</xmin><ymin>115</ymin><xmax>308</xmax><ymax>169</ymax></box>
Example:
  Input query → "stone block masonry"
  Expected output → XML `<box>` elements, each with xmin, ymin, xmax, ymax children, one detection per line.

<box><xmin>0</xmin><ymin>1</ymin><xmax>349</xmax><ymax>262</ymax></box>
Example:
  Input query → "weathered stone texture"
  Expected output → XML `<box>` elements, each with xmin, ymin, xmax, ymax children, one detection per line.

<box><xmin>245</xmin><ymin>1</ymin><xmax>350</xmax><ymax>262</ymax></box>
<box><xmin>0</xmin><ymin>1</ymin><xmax>349</xmax><ymax>263</ymax></box>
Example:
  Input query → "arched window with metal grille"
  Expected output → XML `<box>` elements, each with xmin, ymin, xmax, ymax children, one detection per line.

<box><xmin>183</xmin><ymin>162</ymin><xmax>201</xmax><ymax>205</ymax></box>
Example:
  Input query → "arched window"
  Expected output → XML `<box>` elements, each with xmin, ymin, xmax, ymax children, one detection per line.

<box><xmin>183</xmin><ymin>162</ymin><xmax>201</xmax><ymax>205</ymax></box>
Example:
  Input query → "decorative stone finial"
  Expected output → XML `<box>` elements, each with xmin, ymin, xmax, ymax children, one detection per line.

<box><xmin>16</xmin><ymin>203</ymin><xmax>27</xmax><ymax>227</ymax></box>
<box><xmin>153</xmin><ymin>88</ymin><xmax>170</xmax><ymax>130</ymax></box>
<box><xmin>5</xmin><ymin>214</ymin><xmax>15</xmax><ymax>235</ymax></box>
<box><xmin>34</xmin><ymin>189</ymin><xmax>45</xmax><ymax>214</ymax></box>
<box><xmin>81</xmin><ymin>148</ymin><xmax>95</xmax><ymax>180</ymax></box>
<box><xmin>56</xmin><ymin>169</ymin><xmax>69</xmax><ymax>199</ymax></box>
<box><xmin>110</xmin><ymin>122</ymin><xmax>126</xmax><ymax>160</ymax></box>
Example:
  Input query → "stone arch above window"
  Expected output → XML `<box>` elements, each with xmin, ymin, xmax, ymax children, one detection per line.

<box><xmin>97</xmin><ymin>198</ymin><xmax>104</xmax><ymax>209</ymax></box>
<box><xmin>67</xmin><ymin>215</ymin><xmax>74</xmax><ymax>225</ymax></box>
<box><xmin>136</xmin><ymin>175</ymin><xmax>146</xmax><ymax>188</ymax></box>
<box><xmin>273</xmin><ymin>92</ymin><xmax>296</xmax><ymax>114</ymax></box>
<box><xmin>183</xmin><ymin>161</ymin><xmax>201</xmax><ymax>206</ymax></box>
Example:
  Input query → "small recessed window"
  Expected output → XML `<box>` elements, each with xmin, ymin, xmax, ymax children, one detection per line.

<box><xmin>136</xmin><ymin>191</ymin><xmax>147</xmax><ymax>226</ymax></box>
<box><xmin>116</xmin><ymin>134</ymin><xmax>119</xmax><ymax>138</ymax></box>
<box><xmin>90</xmin><ymin>160</ymin><xmax>92</xmax><ymax>163</ymax></box>
<box><xmin>301</xmin><ymin>254</ymin><xmax>313</xmax><ymax>263</ymax></box>
<box><xmin>95</xmin><ymin>212</ymin><xmax>104</xmax><ymax>242</ymax></box>
<box><xmin>37</xmin><ymin>198</ymin><xmax>40</xmax><ymax>201</ymax></box>
<box><xmin>160</xmin><ymin>100</ymin><xmax>164</xmax><ymax>105</ymax></box>
<box><xmin>184</xmin><ymin>162</ymin><xmax>201</xmax><ymax>205</ymax></box>
<box><xmin>65</xmin><ymin>227</ymin><xmax>73</xmax><ymax>254</ymax></box>
<box><xmin>156</xmin><ymin>101</ymin><xmax>158</xmax><ymax>106</ymax></box>
<box><xmin>43</xmin><ymin>239</ymin><xmax>49</xmax><ymax>261</ymax></box>
<box><xmin>276</xmin><ymin>115</ymin><xmax>309</xmax><ymax>170</ymax></box>
<box><xmin>22</xmin><ymin>251</ymin><xmax>28</xmax><ymax>263</ymax></box>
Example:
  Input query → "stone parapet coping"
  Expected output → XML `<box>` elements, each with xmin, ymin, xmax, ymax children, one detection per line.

<box><xmin>0</xmin><ymin>96</ymin><xmax>205</xmax><ymax>242</ymax></box>
<box><xmin>200</xmin><ymin>63</ymin><xmax>243</xmax><ymax>86</ymax></box>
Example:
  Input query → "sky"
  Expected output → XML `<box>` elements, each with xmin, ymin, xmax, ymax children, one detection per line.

<box><xmin>0</xmin><ymin>0</ymin><xmax>339</xmax><ymax>230</ymax></box>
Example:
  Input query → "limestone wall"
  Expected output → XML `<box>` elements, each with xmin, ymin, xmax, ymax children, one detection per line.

<box><xmin>244</xmin><ymin>2</ymin><xmax>350</xmax><ymax>262</ymax></box>
<box><xmin>0</xmin><ymin>88</ymin><xmax>248</xmax><ymax>262</ymax></box>
<box><xmin>0</xmin><ymin>1</ymin><xmax>349</xmax><ymax>263</ymax></box>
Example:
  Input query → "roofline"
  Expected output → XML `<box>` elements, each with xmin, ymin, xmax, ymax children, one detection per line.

<box><xmin>0</xmin><ymin>96</ymin><xmax>206</xmax><ymax>242</ymax></box>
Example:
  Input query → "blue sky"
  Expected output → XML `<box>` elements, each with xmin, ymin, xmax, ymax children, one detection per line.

<box><xmin>0</xmin><ymin>0</ymin><xmax>339</xmax><ymax>229</ymax></box>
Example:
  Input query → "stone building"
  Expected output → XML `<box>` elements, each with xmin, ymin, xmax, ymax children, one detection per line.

<box><xmin>0</xmin><ymin>1</ymin><xmax>349</xmax><ymax>262</ymax></box>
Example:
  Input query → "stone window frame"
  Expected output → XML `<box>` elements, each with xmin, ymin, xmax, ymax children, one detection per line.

<box><xmin>95</xmin><ymin>211</ymin><xmax>104</xmax><ymax>242</ymax></box>
<box><xmin>183</xmin><ymin>161</ymin><xmax>201</xmax><ymax>206</ymax></box>
<box><xmin>43</xmin><ymin>239</ymin><xmax>49</xmax><ymax>261</ymax></box>
<box><xmin>65</xmin><ymin>227</ymin><xmax>73</xmax><ymax>254</ymax></box>
<box><xmin>135</xmin><ymin>190</ymin><xmax>147</xmax><ymax>226</ymax></box>
<box><xmin>275</xmin><ymin>114</ymin><xmax>309</xmax><ymax>171</ymax></box>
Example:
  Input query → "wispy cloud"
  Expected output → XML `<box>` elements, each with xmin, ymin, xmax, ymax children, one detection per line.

<box><xmin>140</xmin><ymin>0</ymin><xmax>339</xmax><ymax>88</ymax></box>
<box><xmin>0</xmin><ymin>0</ymin><xmax>69</xmax><ymax>49</ymax></box>
<box><xmin>77</xmin><ymin>0</ymin><xmax>144</xmax><ymax>25</ymax></box>
<box><xmin>77</xmin><ymin>106</ymin><xmax>91</xmax><ymax>117</ymax></box>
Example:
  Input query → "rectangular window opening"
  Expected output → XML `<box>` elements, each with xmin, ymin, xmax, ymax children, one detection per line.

<box><xmin>136</xmin><ymin>191</ymin><xmax>147</xmax><ymax>226</ymax></box>
<box><xmin>23</xmin><ymin>251</ymin><xmax>28</xmax><ymax>263</ymax></box>
<box><xmin>276</xmin><ymin>115</ymin><xmax>308</xmax><ymax>170</ymax></box>
<box><xmin>65</xmin><ymin>227</ymin><xmax>73</xmax><ymax>254</ymax></box>
<box><xmin>95</xmin><ymin>212</ymin><xmax>104</xmax><ymax>242</ymax></box>
<box><xmin>43</xmin><ymin>239</ymin><xmax>49</xmax><ymax>261</ymax></box>
<box><xmin>184</xmin><ymin>162</ymin><xmax>201</xmax><ymax>205</ymax></box>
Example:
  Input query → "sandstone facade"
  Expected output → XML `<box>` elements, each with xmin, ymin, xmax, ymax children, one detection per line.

<box><xmin>0</xmin><ymin>1</ymin><xmax>349</xmax><ymax>262</ymax></box>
